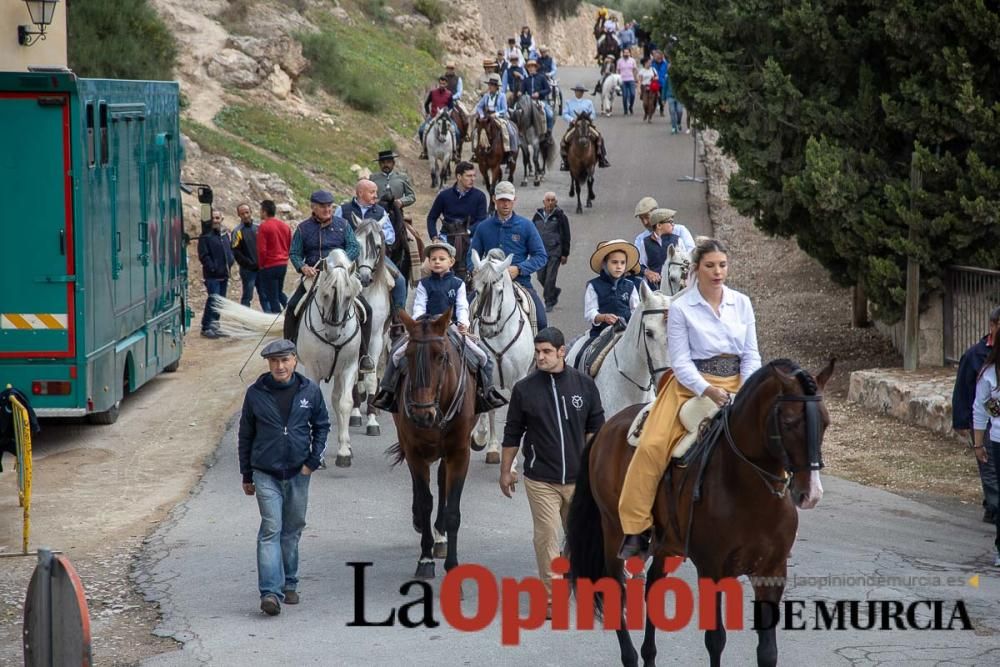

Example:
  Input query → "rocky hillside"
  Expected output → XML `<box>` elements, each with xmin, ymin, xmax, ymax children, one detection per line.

<box><xmin>149</xmin><ymin>0</ymin><xmax>611</xmax><ymax>233</ymax></box>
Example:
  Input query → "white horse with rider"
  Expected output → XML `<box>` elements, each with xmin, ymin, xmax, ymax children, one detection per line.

<box><xmin>468</xmin><ymin>248</ymin><xmax>536</xmax><ymax>462</ymax></box>
<box><xmin>212</xmin><ymin>249</ymin><xmax>363</xmax><ymax>467</ymax></box>
<box><xmin>423</xmin><ymin>107</ymin><xmax>456</xmax><ymax>190</ymax></box>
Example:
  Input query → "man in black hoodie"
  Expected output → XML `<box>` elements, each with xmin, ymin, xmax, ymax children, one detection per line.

<box><xmin>238</xmin><ymin>339</ymin><xmax>330</xmax><ymax>616</ymax></box>
<box><xmin>197</xmin><ymin>209</ymin><xmax>235</xmax><ymax>338</ymax></box>
<box><xmin>500</xmin><ymin>327</ymin><xmax>605</xmax><ymax>604</ymax></box>
<box><xmin>231</xmin><ymin>203</ymin><xmax>263</xmax><ymax>308</ymax></box>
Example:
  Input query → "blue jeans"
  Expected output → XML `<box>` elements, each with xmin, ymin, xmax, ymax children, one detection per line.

<box><xmin>201</xmin><ymin>278</ymin><xmax>228</xmax><ymax>331</ymax></box>
<box><xmin>257</xmin><ymin>265</ymin><xmax>287</xmax><ymax>314</ymax></box>
<box><xmin>254</xmin><ymin>470</ymin><xmax>310</xmax><ymax>600</ymax></box>
<box><xmin>541</xmin><ymin>101</ymin><xmax>554</xmax><ymax>132</ymax></box>
<box><xmin>621</xmin><ymin>81</ymin><xmax>636</xmax><ymax>113</ymax></box>
<box><xmin>988</xmin><ymin>440</ymin><xmax>1000</xmax><ymax>552</ymax></box>
<box><xmin>385</xmin><ymin>257</ymin><xmax>408</xmax><ymax>312</ymax></box>
<box><xmin>666</xmin><ymin>97</ymin><xmax>684</xmax><ymax>131</ymax></box>
<box><xmin>239</xmin><ymin>268</ymin><xmax>264</xmax><ymax>308</ymax></box>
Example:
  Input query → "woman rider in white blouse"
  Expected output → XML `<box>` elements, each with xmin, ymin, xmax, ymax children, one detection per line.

<box><xmin>972</xmin><ymin>340</ymin><xmax>1000</xmax><ymax>567</ymax></box>
<box><xmin>618</xmin><ymin>238</ymin><xmax>761</xmax><ymax>559</ymax></box>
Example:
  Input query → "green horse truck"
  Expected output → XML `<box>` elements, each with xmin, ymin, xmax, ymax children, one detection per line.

<box><xmin>1</xmin><ymin>71</ymin><xmax>191</xmax><ymax>424</ymax></box>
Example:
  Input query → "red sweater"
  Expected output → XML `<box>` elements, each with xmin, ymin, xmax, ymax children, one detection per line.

<box><xmin>257</xmin><ymin>217</ymin><xmax>291</xmax><ymax>269</ymax></box>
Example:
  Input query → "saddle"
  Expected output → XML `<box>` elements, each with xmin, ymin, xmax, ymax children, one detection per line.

<box><xmin>511</xmin><ymin>282</ymin><xmax>539</xmax><ymax>336</ymax></box>
<box><xmin>574</xmin><ymin>324</ymin><xmax>624</xmax><ymax>378</ymax></box>
<box><xmin>627</xmin><ymin>394</ymin><xmax>720</xmax><ymax>464</ymax></box>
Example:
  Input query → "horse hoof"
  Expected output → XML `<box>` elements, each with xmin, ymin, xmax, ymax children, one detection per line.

<box><xmin>586</xmin><ymin>202</ymin><xmax>593</xmax><ymax>208</ymax></box>
<box><xmin>576</xmin><ymin>206</ymin><xmax>583</xmax><ymax>214</ymax></box>
<box><xmin>433</xmin><ymin>542</ymin><xmax>448</xmax><ymax>559</ymax></box>
<box><xmin>485</xmin><ymin>451</ymin><xmax>501</xmax><ymax>464</ymax></box>
<box><xmin>366</xmin><ymin>424</ymin><xmax>381</xmax><ymax>437</ymax></box>
<box><xmin>349</xmin><ymin>415</ymin><xmax>363</xmax><ymax>427</ymax></box>
<box><xmin>414</xmin><ymin>561</ymin><xmax>436</xmax><ymax>579</ymax></box>
<box><xmin>534</xmin><ymin>180</ymin><xmax>540</xmax><ymax>187</ymax></box>
<box><xmin>335</xmin><ymin>454</ymin><xmax>352</xmax><ymax>468</ymax></box>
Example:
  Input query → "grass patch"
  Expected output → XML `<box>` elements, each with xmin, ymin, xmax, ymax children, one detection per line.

<box><xmin>300</xmin><ymin>10</ymin><xmax>440</xmax><ymax>133</ymax></box>
<box><xmin>181</xmin><ymin>120</ymin><xmax>320</xmax><ymax>202</ymax></box>
<box><xmin>413</xmin><ymin>0</ymin><xmax>445</xmax><ymax>25</ymax></box>
<box><xmin>213</xmin><ymin>105</ymin><xmax>396</xmax><ymax>189</ymax></box>
<box><xmin>359</xmin><ymin>0</ymin><xmax>390</xmax><ymax>23</ymax></box>
<box><xmin>413</xmin><ymin>28</ymin><xmax>443</xmax><ymax>60</ymax></box>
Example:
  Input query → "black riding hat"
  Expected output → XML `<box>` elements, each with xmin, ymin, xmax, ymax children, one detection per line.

<box><xmin>374</xmin><ymin>149</ymin><xmax>400</xmax><ymax>162</ymax></box>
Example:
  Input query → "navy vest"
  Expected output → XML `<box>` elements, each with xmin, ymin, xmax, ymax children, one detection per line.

<box><xmin>589</xmin><ymin>270</ymin><xmax>636</xmax><ymax>337</ymax></box>
<box><xmin>643</xmin><ymin>233</ymin><xmax>679</xmax><ymax>274</ymax></box>
<box><xmin>420</xmin><ymin>272</ymin><xmax>464</xmax><ymax>323</ymax></box>
<box><xmin>341</xmin><ymin>199</ymin><xmax>387</xmax><ymax>227</ymax></box>
<box><xmin>298</xmin><ymin>217</ymin><xmax>349</xmax><ymax>266</ymax></box>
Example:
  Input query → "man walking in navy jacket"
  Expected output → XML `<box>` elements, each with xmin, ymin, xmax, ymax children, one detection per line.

<box><xmin>239</xmin><ymin>339</ymin><xmax>330</xmax><ymax>616</ymax></box>
<box><xmin>197</xmin><ymin>209</ymin><xmax>235</xmax><ymax>338</ymax></box>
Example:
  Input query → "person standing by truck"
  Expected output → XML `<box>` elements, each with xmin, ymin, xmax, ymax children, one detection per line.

<box><xmin>198</xmin><ymin>209</ymin><xmax>235</xmax><ymax>338</ymax></box>
<box><xmin>231</xmin><ymin>203</ymin><xmax>263</xmax><ymax>309</ymax></box>
<box><xmin>256</xmin><ymin>200</ymin><xmax>291</xmax><ymax>315</ymax></box>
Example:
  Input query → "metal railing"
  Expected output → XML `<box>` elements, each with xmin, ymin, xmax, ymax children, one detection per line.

<box><xmin>943</xmin><ymin>265</ymin><xmax>1000</xmax><ymax>364</ymax></box>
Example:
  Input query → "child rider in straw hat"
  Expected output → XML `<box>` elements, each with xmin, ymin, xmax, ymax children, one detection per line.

<box><xmin>584</xmin><ymin>239</ymin><xmax>641</xmax><ymax>339</ymax></box>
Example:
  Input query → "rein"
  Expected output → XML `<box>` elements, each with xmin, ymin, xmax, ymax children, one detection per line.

<box><xmin>302</xmin><ymin>265</ymin><xmax>361</xmax><ymax>381</ymax></box>
<box><xmin>471</xmin><ymin>274</ymin><xmax>527</xmax><ymax>389</ymax></box>
<box><xmin>402</xmin><ymin>334</ymin><xmax>469</xmax><ymax>430</ymax></box>
<box><xmin>612</xmin><ymin>307</ymin><xmax>669</xmax><ymax>392</ymax></box>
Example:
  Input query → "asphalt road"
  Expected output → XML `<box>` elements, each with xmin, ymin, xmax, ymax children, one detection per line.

<box><xmin>138</xmin><ymin>68</ymin><xmax>1000</xmax><ymax>666</ymax></box>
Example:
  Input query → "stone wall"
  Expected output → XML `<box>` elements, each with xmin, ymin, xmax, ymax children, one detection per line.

<box><xmin>848</xmin><ymin>367</ymin><xmax>958</xmax><ymax>438</ymax></box>
<box><xmin>873</xmin><ymin>292</ymin><xmax>946</xmax><ymax>367</ymax></box>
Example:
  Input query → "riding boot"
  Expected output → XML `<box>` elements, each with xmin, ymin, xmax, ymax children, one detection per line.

<box><xmin>419</xmin><ymin>147</ymin><xmax>428</xmax><ymax>160</ymax></box>
<box><xmin>388</xmin><ymin>309</ymin><xmax>406</xmax><ymax>342</ymax></box>
<box><xmin>598</xmin><ymin>139</ymin><xmax>611</xmax><ymax>168</ymax></box>
<box><xmin>358</xmin><ymin>297</ymin><xmax>375</xmax><ymax>373</ymax></box>
<box><xmin>282</xmin><ymin>284</ymin><xmax>306</xmax><ymax>343</ymax></box>
<box><xmin>474</xmin><ymin>362</ymin><xmax>508</xmax><ymax>414</ymax></box>
<box><xmin>618</xmin><ymin>531</ymin><xmax>652</xmax><ymax>561</ymax></box>
<box><xmin>560</xmin><ymin>148</ymin><xmax>569</xmax><ymax>171</ymax></box>
<box><xmin>369</xmin><ymin>360</ymin><xmax>402</xmax><ymax>412</ymax></box>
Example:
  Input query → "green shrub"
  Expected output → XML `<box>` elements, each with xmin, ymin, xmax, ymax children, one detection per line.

<box><xmin>360</xmin><ymin>0</ymin><xmax>390</xmax><ymax>23</ymax></box>
<box><xmin>67</xmin><ymin>0</ymin><xmax>176</xmax><ymax>80</ymax></box>
<box><xmin>413</xmin><ymin>0</ymin><xmax>445</xmax><ymax>25</ymax></box>
<box><xmin>299</xmin><ymin>31</ymin><xmax>386</xmax><ymax>112</ymax></box>
<box><xmin>413</xmin><ymin>28</ymin><xmax>443</xmax><ymax>60</ymax></box>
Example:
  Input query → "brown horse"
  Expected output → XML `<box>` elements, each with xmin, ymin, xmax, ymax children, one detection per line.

<box><xmin>640</xmin><ymin>85</ymin><xmax>657</xmax><ymax>122</ymax></box>
<box><xmin>566</xmin><ymin>358</ymin><xmax>834</xmax><ymax>667</ymax></box>
<box><xmin>440</xmin><ymin>216</ymin><xmax>475</xmax><ymax>288</ymax></box>
<box><xmin>450</xmin><ymin>107</ymin><xmax>469</xmax><ymax>160</ymax></box>
<box><xmin>474</xmin><ymin>114</ymin><xmax>516</xmax><ymax>209</ymax></box>
<box><xmin>388</xmin><ymin>308</ymin><xmax>477</xmax><ymax>579</ymax></box>
<box><xmin>566</xmin><ymin>112</ymin><xmax>599</xmax><ymax>214</ymax></box>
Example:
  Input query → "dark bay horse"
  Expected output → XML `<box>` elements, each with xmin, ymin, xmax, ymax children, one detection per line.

<box><xmin>474</xmin><ymin>114</ymin><xmax>516</xmax><ymax>209</ymax></box>
<box><xmin>440</xmin><ymin>216</ymin><xmax>475</xmax><ymax>288</ymax></box>
<box><xmin>567</xmin><ymin>112</ymin><xmax>598</xmax><ymax>214</ymax></box>
<box><xmin>640</xmin><ymin>85</ymin><xmax>657</xmax><ymax>122</ymax></box>
<box><xmin>566</xmin><ymin>358</ymin><xmax>834</xmax><ymax>667</ymax></box>
<box><xmin>387</xmin><ymin>309</ymin><xmax>477</xmax><ymax>579</ymax></box>
<box><xmin>451</xmin><ymin>107</ymin><xmax>469</xmax><ymax>160</ymax></box>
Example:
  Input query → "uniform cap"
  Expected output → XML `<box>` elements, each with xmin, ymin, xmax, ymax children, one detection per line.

<box><xmin>494</xmin><ymin>181</ymin><xmax>516</xmax><ymax>200</ymax></box>
<box><xmin>261</xmin><ymin>339</ymin><xmax>297</xmax><ymax>358</ymax></box>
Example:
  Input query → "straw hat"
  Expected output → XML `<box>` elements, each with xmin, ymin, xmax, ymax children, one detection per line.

<box><xmin>590</xmin><ymin>239</ymin><xmax>640</xmax><ymax>274</ymax></box>
<box><xmin>633</xmin><ymin>196</ymin><xmax>658</xmax><ymax>217</ymax></box>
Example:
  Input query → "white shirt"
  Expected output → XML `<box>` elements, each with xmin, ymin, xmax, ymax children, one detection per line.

<box><xmin>584</xmin><ymin>280</ymin><xmax>641</xmax><ymax>325</ymax></box>
<box><xmin>973</xmin><ymin>365</ymin><xmax>1000</xmax><ymax>433</ymax></box>
<box><xmin>667</xmin><ymin>285</ymin><xmax>761</xmax><ymax>396</ymax></box>
<box><xmin>674</xmin><ymin>223</ymin><xmax>696</xmax><ymax>251</ymax></box>
<box><xmin>638</xmin><ymin>67</ymin><xmax>656</xmax><ymax>86</ymax></box>
<box><xmin>634</xmin><ymin>225</ymin><xmax>695</xmax><ymax>267</ymax></box>
<box><xmin>334</xmin><ymin>202</ymin><xmax>395</xmax><ymax>246</ymax></box>
<box><xmin>413</xmin><ymin>279</ymin><xmax>470</xmax><ymax>327</ymax></box>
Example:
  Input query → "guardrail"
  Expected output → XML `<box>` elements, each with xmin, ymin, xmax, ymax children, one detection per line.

<box><xmin>943</xmin><ymin>265</ymin><xmax>1000</xmax><ymax>364</ymax></box>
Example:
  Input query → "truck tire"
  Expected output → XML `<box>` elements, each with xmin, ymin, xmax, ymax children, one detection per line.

<box><xmin>164</xmin><ymin>359</ymin><xmax>180</xmax><ymax>373</ymax></box>
<box><xmin>87</xmin><ymin>400</ymin><xmax>120</xmax><ymax>425</ymax></box>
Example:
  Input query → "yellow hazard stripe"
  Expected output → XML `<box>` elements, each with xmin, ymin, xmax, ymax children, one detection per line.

<box><xmin>1</xmin><ymin>314</ymin><xmax>68</xmax><ymax>330</ymax></box>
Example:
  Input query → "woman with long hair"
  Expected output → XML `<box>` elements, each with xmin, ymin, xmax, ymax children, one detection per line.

<box><xmin>973</xmin><ymin>335</ymin><xmax>1000</xmax><ymax>567</ymax></box>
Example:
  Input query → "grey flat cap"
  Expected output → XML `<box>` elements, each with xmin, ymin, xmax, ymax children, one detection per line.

<box><xmin>261</xmin><ymin>339</ymin><xmax>297</xmax><ymax>358</ymax></box>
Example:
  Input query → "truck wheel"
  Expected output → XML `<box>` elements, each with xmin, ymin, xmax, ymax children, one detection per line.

<box><xmin>87</xmin><ymin>401</ymin><xmax>120</xmax><ymax>425</ymax></box>
<box><xmin>164</xmin><ymin>359</ymin><xmax>180</xmax><ymax>373</ymax></box>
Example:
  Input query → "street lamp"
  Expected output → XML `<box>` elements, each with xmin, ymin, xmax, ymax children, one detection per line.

<box><xmin>17</xmin><ymin>0</ymin><xmax>60</xmax><ymax>47</ymax></box>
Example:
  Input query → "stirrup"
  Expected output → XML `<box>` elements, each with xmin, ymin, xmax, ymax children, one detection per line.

<box><xmin>370</xmin><ymin>390</ymin><xmax>396</xmax><ymax>411</ymax></box>
<box><xmin>617</xmin><ymin>532</ymin><xmax>651</xmax><ymax>561</ymax></box>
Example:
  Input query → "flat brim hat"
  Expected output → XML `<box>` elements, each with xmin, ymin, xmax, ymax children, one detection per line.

<box><xmin>310</xmin><ymin>190</ymin><xmax>335</xmax><ymax>205</ymax></box>
<box><xmin>650</xmin><ymin>208</ymin><xmax>678</xmax><ymax>225</ymax></box>
<box><xmin>374</xmin><ymin>149</ymin><xmax>400</xmax><ymax>162</ymax></box>
<box><xmin>261</xmin><ymin>339</ymin><xmax>296</xmax><ymax>358</ymax></box>
<box><xmin>571</xmin><ymin>84</ymin><xmax>588</xmax><ymax>92</ymax></box>
<box><xmin>590</xmin><ymin>239</ymin><xmax>640</xmax><ymax>274</ymax></box>
<box><xmin>487</xmin><ymin>73</ymin><xmax>501</xmax><ymax>85</ymax></box>
<box><xmin>423</xmin><ymin>241</ymin><xmax>457</xmax><ymax>259</ymax></box>
<box><xmin>483</xmin><ymin>58</ymin><xmax>497</xmax><ymax>67</ymax></box>
<box><xmin>633</xmin><ymin>196</ymin><xmax>658</xmax><ymax>217</ymax></box>
<box><xmin>494</xmin><ymin>180</ymin><xmax>516</xmax><ymax>200</ymax></box>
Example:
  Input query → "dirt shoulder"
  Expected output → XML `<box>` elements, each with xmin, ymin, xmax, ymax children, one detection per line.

<box><xmin>700</xmin><ymin>130</ymin><xmax>983</xmax><ymax>509</ymax></box>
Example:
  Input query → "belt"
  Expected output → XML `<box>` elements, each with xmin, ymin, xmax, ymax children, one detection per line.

<box><xmin>693</xmin><ymin>355</ymin><xmax>740</xmax><ymax>377</ymax></box>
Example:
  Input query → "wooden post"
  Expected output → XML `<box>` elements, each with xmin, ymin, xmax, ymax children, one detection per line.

<box><xmin>903</xmin><ymin>153</ymin><xmax>922</xmax><ymax>370</ymax></box>
<box><xmin>852</xmin><ymin>282</ymin><xmax>869</xmax><ymax>328</ymax></box>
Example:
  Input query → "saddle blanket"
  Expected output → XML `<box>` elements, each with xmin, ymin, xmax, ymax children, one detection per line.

<box><xmin>627</xmin><ymin>395</ymin><xmax>720</xmax><ymax>460</ymax></box>
<box><xmin>572</xmin><ymin>325</ymin><xmax>624</xmax><ymax>377</ymax></box>
<box><xmin>511</xmin><ymin>282</ymin><xmax>539</xmax><ymax>336</ymax></box>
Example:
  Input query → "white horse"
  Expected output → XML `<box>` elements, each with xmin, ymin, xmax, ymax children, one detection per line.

<box><xmin>600</xmin><ymin>73</ymin><xmax>622</xmax><ymax>117</ymax></box>
<box><xmin>662</xmin><ymin>243</ymin><xmax>692</xmax><ymax>296</ymax></box>
<box><xmin>349</xmin><ymin>213</ymin><xmax>394</xmax><ymax>437</ymax></box>
<box><xmin>469</xmin><ymin>249</ymin><xmax>536</xmax><ymax>463</ymax></box>
<box><xmin>424</xmin><ymin>108</ymin><xmax>455</xmax><ymax>190</ymax></box>
<box><xmin>566</xmin><ymin>282</ymin><xmax>672</xmax><ymax>419</ymax></box>
<box><xmin>212</xmin><ymin>249</ymin><xmax>363</xmax><ymax>467</ymax></box>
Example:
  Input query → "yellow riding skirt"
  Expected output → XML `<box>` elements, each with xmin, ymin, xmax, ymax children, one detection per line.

<box><xmin>618</xmin><ymin>372</ymin><xmax>742</xmax><ymax>535</ymax></box>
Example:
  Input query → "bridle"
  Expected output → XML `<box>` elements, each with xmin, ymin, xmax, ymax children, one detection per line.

<box><xmin>612</xmin><ymin>306</ymin><xmax>669</xmax><ymax>392</ymax></box>
<box><xmin>303</xmin><ymin>263</ymin><xmax>361</xmax><ymax>381</ymax></box>
<box><xmin>354</xmin><ymin>218</ymin><xmax>385</xmax><ymax>279</ymax></box>
<box><xmin>720</xmin><ymin>369</ymin><xmax>825</xmax><ymax>498</ymax></box>
<box><xmin>471</xmin><ymin>269</ymin><xmax>527</xmax><ymax>389</ymax></box>
<box><xmin>664</xmin><ymin>257</ymin><xmax>690</xmax><ymax>295</ymax></box>
<box><xmin>433</xmin><ymin>110</ymin><xmax>451</xmax><ymax>141</ymax></box>
<box><xmin>402</xmin><ymin>334</ymin><xmax>469</xmax><ymax>430</ymax></box>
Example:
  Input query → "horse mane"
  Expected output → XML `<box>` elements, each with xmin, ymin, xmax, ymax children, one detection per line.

<box><xmin>354</xmin><ymin>215</ymin><xmax>388</xmax><ymax>277</ymax></box>
<box><xmin>733</xmin><ymin>358</ymin><xmax>817</xmax><ymax>410</ymax></box>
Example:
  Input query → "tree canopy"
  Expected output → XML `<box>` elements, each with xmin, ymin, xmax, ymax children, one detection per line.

<box><xmin>654</xmin><ymin>0</ymin><xmax>1000</xmax><ymax>322</ymax></box>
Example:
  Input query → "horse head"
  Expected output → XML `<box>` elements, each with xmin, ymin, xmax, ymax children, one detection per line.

<box><xmin>351</xmin><ymin>212</ymin><xmax>385</xmax><ymax>288</ymax></box>
<box><xmin>433</xmin><ymin>108</ymin><xmax>452</xmax><ymax>140</ymax></box>
<box><xmin>313</xmin><ymin>248</ymin><xmax>362</xmax><ymax>327</ymax></box>
<box><xmin>732</xmin><ymin>358</ymin><xmax>835</xmax><ymax>510</ymax></box>
<box><xmin>470</xmin><ymin>248</ymin><xmax>515</xmax><ymax>325</ymax></box>
<box><xmin>627</xmin><ymin>282</ymin><xmax>672</xmax><ymax>385</ymax></box>
<box><xmin>664</xmin><ymin>244</ymin><xmax>691</xmax><ymax>296</ymax></box>
<box><xmin>398</xmin><ymin>308</ymin><xmax>461</xmax><ymax>429</ymax></box>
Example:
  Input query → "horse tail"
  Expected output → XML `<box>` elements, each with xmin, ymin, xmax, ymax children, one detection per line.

<box><xmin>540</xmin><ymin>132</ymin><xmax>556</xmax><ymax>167</ymax></box>
<box><xmin>211</xmin><ymin>295</ymin><xmax>283</xmax><ymax>337</ymax></box>
<box><xmin>385</xmin><ymin>441</ymin><xmax>406</xmax><ymax>466</ymax></box>
<box><xmin>566</xmin><ymin>436</ymin><xmax>608</xmax><ymax>616</ymax></box>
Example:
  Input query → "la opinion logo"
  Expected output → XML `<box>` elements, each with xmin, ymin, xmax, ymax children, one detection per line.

<box><xmin>345</xmin><ymin>557</ymin><xmax>974</xmax><ymax>644</ymax></box>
